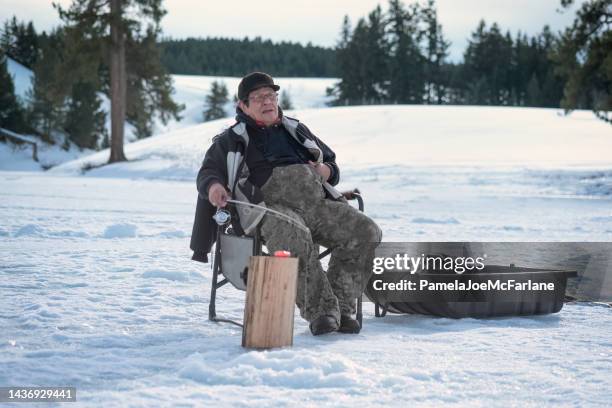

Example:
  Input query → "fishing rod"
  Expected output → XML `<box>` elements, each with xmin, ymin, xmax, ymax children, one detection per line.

<box><xmin>213</xmin><ymin>199</ymin><xmax>310</xmax><ymax>234</ymax></box>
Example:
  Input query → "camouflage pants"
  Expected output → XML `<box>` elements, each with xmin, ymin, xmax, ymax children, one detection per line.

<box><xmin>259</xmin><ymin>164</ymin><xmax>382</xmax><ymax>325</ymax></box>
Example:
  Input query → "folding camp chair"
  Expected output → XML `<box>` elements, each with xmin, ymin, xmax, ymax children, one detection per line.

<box><xmin>208</xmin><ymin>189</ymin><xmax>365</xmax><ymax>328</ymax></box>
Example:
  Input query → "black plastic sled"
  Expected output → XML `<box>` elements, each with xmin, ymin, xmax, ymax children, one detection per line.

<box><xmin>365</xmin><ymin>265</ymin><xmax>577</xmax><ymax>319</ymax></box>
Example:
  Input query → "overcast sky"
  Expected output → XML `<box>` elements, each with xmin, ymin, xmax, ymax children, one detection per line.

<box><xmin>1</xmin><ymin>0</ymin><xmax>585</xmax><ymax>62</ymax></box>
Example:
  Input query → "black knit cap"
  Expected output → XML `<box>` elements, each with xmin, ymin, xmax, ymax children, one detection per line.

<box><xmin>238</xmin><ymin>72</ymin><xmax>280</xmax><ymax>101</ymax></box>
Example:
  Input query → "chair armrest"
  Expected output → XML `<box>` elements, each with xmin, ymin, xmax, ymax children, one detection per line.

<box><xmin>341</xmin><ymin>188</ymin><xmax>361</xmax><ymax>200</ymax></box>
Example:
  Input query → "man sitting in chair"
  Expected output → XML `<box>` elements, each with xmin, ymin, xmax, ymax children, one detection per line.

<box><xmin>191</xmin><ymin>72</ymin><xmax>382</xmax><ymax>335</ymax></box>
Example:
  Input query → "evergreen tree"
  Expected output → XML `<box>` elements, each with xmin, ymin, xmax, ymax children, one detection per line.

<box><xmin>57</xmin><ymin>22</ymin><xmax>109</xmax><ymax>148</ymax></box>
<box><xmin>279</xmin><ymin>90</ymin><xmax>294</xmax><ymax>110</ymax></box>
<box><xmin>327</xmin><ymin>15</ymin><xmax>359</xmax><ymax>105</ymax></box>
<box><xmin>511</xmin><ymin>31</ymin><xmax>530</xmax><ymax>105</ymax></box>
<box><xmin>64</xmin><ymin>81</ymin><xmax>106</xmax><ymax>149</ymax></box>
<box><xmin>339</xmin><ymin>7</ymin><xmax>389</xmax><ymax>105</ymax></box>
<box><xmin>422</xmin><ymin>0</ymin><xmax>450</xmax><ymax>104</ymax></box>
<box><xmin>0</xmin><ymin>53</ymin><xmax>27</xmax><ymax>132</ymax></box>
<box><xmin>463</xmin><ymin>21</ymin><xmax>514</xmax><ymax>105</ymax></box>
<box><xmin>327</xmin><ymin>1</ymin><xmax>572</xmax><ymax>110</ymax></box>
<box><xmin>387</xmin><ymin>0</ymin><xmax>424</xmax><ymax>104</ymax></box>
<box><xmin>0</xmin><ymin>21</ymin><xmax>10</xmax><ymax>51</ymax></box>
<box><xmin>462</xmin><ymin>20</ymin><xmax>488</xmax><ymax>104</ymax></box>
<box><xmin>125</xmin><ymin>28</ymin><xmax>184</xmax><ymax>138</ymax></box>
<box><xmin>203</xmin><ymin>80</ymin><xmax>229</xmax><ymax>121</ymax></box>
<box><xmin>19</xmin><ymin>22</ymin><xmax>38</xmax><ymax>67</ymax></box>
<box><xmin>555</xmin><ymin>0</ymin><xmax>611</xmax><ymax>123</ymax></box>
<box><xmin>538</xmin><ymin>26</ymin><xmax>565</xmax><ymax>108</ymax></box>
<box><xmin>363</xmin><ymin>6</ymin><xmax>389</xmax><ymax>103</ymax></box>
<box><xmin>331</xmin><ymin>0</ymin><xmax>451</xmax><ymax>106</ymax></box>
<box><xmin>27</xmin><ymin>29</ymin><xmax>68</xmax><ymax>143</ymax></box>
<box><xmin>56</xmin><ymin>0</ymin><xmax>183</xmax><ymax>162</ymax></box>
<box><xmin>0</xmin><ymin>17</ymin><xmax>39</xmax><ymax>67</ymax></box>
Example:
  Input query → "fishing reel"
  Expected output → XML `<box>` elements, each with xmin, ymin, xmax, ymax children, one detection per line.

<box><xmin>213</xmin><ymin>209</ymin><xmax>231</xmax><ymax>225</ymax></box>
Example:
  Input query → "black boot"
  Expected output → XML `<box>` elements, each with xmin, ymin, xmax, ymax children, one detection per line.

<box><xmin>339</xmin><ymin>315</ymin><xmax>361</xmax><ymax>334</ymax></box>
<box><xmin>309</xmin><ymin>315</ymin><xmax>339</xmax><ymax>336</ymax></box>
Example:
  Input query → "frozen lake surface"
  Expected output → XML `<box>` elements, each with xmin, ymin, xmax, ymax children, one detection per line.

<box><xmin>1</xmin><ymin>168</ymin><xmax>610</xmax><ymax>406</ymax></box>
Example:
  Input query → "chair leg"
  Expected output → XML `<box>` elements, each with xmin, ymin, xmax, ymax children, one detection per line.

<box><xmin>208</xmin><ymin>237</ymin><xmax>221</xmax><ymax>322</ymax></box>
<box><xmin>375</xmin><ymin>301</ymin><xmax>388</xmax><ymax>317</ymax></box>
<box><xmin>208</xmin><ymin>227</ymin><xmax>244</xmax><ymax>328</ymax></box>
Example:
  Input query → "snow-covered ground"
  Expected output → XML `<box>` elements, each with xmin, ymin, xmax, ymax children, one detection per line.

<box><xmin>0</xmin><ymin>137</ymin><xmax>92</xmax><ymax>172</ymax></box>
<box><xmin>1</xmin><ymin>68</ymin><xmax>612</xmax><ymax>405</ymax></box>
<box><xmin>1</xmin><ymin>165</ymin><xmax>611</xmax><ymax>406</ymax></box>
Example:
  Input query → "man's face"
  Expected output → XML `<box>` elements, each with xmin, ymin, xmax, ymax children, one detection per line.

<box><xmin>239</xmin><ymin>86</ymin><xmax>279</xmax><ymax>125</ymax></box>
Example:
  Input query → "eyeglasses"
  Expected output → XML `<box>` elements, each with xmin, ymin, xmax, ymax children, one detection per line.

<box><xmin>248</xmin><ymin>92</ymin><xmax>278</xmax><ymax>104</ymax></box>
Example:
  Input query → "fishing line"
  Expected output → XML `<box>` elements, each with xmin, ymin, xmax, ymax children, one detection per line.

<box><xmin>225</xmin><ymin>199</ymin><xmax>310</xmax><ymax>233</ymax></box>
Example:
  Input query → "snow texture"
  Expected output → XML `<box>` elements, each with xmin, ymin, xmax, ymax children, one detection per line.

<box><xmin>1</xmin><ymin>71</ymin><xmax>611</xmax><ymax>406</ymax></box>
<box><xmin>1</xmin><ymin>160</ymin><xmax>611</xmax><ymax>406</ymax></box>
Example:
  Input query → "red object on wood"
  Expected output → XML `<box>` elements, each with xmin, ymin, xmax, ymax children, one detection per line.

<box><xmin>274</xmin><ymin>250</ymin><xmax>291</xmax><ymax>257</ymax></box>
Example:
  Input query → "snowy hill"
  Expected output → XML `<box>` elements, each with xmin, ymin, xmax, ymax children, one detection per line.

<box><xmin>1</xmin><ymin>61</ymin><xmax>336</xmax><ymax>170</ymax></box>
<box><xmin>51</xmin><ymin>105</ymin><xmax>612</xmax><ymax>192</ymax></box>
<box><xmin>2</xmin><ymin>57</ymin><xmax>98</xmax><ymax>169</ymax></box>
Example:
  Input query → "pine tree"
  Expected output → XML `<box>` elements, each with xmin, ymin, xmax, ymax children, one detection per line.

<box><xmin>555</xmin><ymin>0</ymin><xmax>611</xmax><ymax>123</ymax></box>
<box><xmin>463</xmin><ymin>21</ymin><xmax>514</xmax><ymax>105</ymax></box>
<box><xmin>0</xmin><ymin>17</ymin><xmax>39</xmax><ymax>67</ymax></box>
<box><xmin>463</xmin><ymin>20</ymin><xmax>488</xmax><ymax>104</ymax></box>
<box><xmin>422</xmin><ymin>0</ymin><xmax>450</xmax><ymax>104</ymax></box>
<box><xmin>27</xmin><ymin>29</ymin><xmax>68</xmax><ymax>143</ymax></box>
<box><xmin>203</xmin><ymin>80</ymin><xmax>229</xmax><ymax>121</ymax></box>
<box><xmin>538</xmin><ymin>26</ymin><xmax>564</xmax><ymax>108</ymax></box>
<box><xmin>16</xmin><ymin>21</ymin><xmax>38</xmax><ymax>67</ymax></box>
<box><xmin>387</xmin><ymin>0</ymin><xmax>410</xmax><ymax>103</ymax></box>
<box><xmin>56</xmin><ymin>0</ymin><xmax>182</xmax><ymax>162</ymax></box>
<box><xmin>327</xmin><ymin>15</ymin><xmax>358</xmax><ymax>105</ymax></box>
<box><xmin>125</xmin><ymin>27</ymin><xmax>184</xmax><ymax>139</ymax></box>
<box><xmin>279</xmin><ymin>90</ymin><xmax>294</xmax><ymax>110</ymax></box>
<box><xmin>345</xmin><ymin>7</ymin><xmax>389</xmax><ymax>105</ymax></box>
<box><xmin>0</xmin><ymin>53</ymin><xmax>27</xmax><ymax>132</ymax></box>
<box><xmin>363</xmin><ymin>6</ymin><xmax>389</xmax><ymax>103</ymax></box>
<box><xmin>64</xmin><ymin>81</ymin><xmax>106</xmax><ymax>149</ymax></box>
<box><xmin>511</xmin><ymin>31</ymin><xmax>530</xmax><ymax>105</ymax></box>
<box><xmin>0</xmin><ymin>21</ymin><xmax>10</xmax><ymax>52</ymax></box>
<box><xmin>387</xmin><ymin>0</ymin><xmax>425</xmax><ymax>104</ymax></box>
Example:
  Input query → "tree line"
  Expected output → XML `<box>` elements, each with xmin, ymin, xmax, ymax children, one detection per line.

<box><xmin>329</xmin><ymin>0</ymin><xmax>610</xmax><ymax>123</ymax></box>
<box><xmin>1</xmin><ymin>0</ymin><xmax>609</xmax><ymax>157</ymax></box>
<box><xmin>160</xmin><ymin>37</ymin><xmax>337</xmax><ymax>77</ymax></box>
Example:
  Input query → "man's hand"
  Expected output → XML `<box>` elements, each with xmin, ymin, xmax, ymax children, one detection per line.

<box><xmin>308</xmin><ymin>161</ymin><xmax>331</xmax><ymax>182</ymax></box>
<box><xmin>208</xmin><ymin>182</ymin><xmax>229</xmax><ymax>207</ymax></box>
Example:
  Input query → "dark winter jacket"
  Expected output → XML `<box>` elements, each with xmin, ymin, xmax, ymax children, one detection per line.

<box><xmin>190</xmin><ymin>107</ymin><xmax>342</xmax><ymax>262</ymax></box>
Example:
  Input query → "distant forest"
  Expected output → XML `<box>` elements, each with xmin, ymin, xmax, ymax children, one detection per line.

<box><xmin>1</xmin><ymin>0</ymin><xmax>610</xmax><ymax>149</ymax></box>
<box><xmin>159</xmin><ymin>37</ymin><xmax>337</xmax><ymax>77</ymax></box>
<box><xmin>158</xmin><ymin>0</ymin><xmax>610</xmax><ymax>122</ymax></box>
